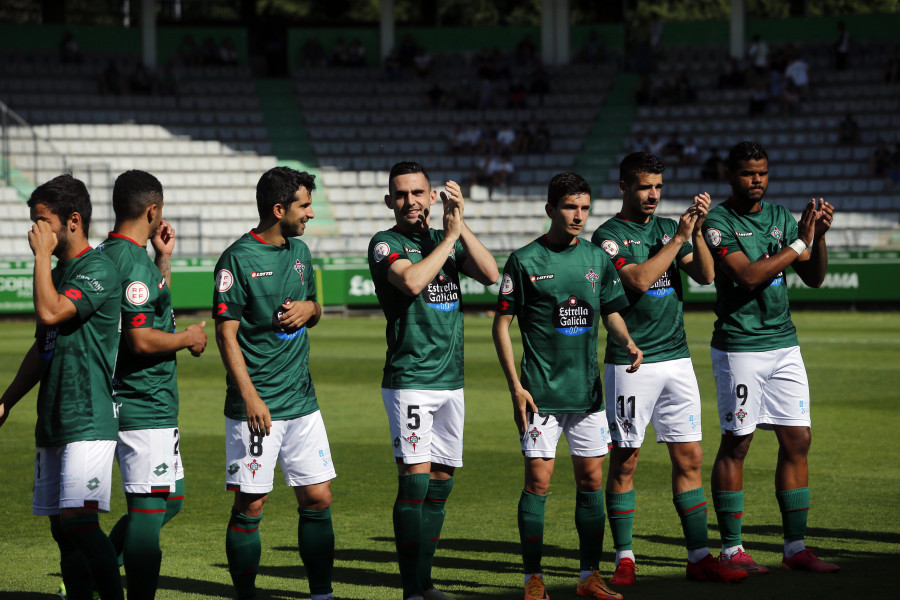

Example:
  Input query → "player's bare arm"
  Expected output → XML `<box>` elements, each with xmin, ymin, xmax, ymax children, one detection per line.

<box><xmin>492</xmin><ymin>312</ymin><xmax>539</xmax><ymax>434</ymax></box>
<box><xmin>679</xmin><ymin>193</ymin><xmax>716</xmax><ymax>285</ymax></box>
<box><xmin>617</xmin><ymin>207</ymin><xmax>699</xmax><ymax>293</ymax></box>
<box><xmin>792</xmin><ymin>198</ymin><xmax>832</xmax><ymax>288</ymax></box>
<box><xmin>601</xmin><ymin>312</ymin><xmax>643</xmax><ymax>373</ymax></box>
<box><xmin>277</xmin><ymin>299</ymin><xmax>322</xmax><ymax>330</ymax></box>
<box><xmin>29</xmin><ymin>221</ymin><xmax>78</xmax><ymax>326</ymax></box>
<box><xmin>152</xmin><ymin>220</ymin><xmax>175</xmax><ymax>287</ymax></box>
<box><xmin>386</xmin><ymin>199</ymin><xmax>461</xmax><ymax>296</ymax></box>
<box><xmin>126</xmin><ymin>321</ymin><xmax>208</xmax><ymax>356</ymax></box>
<box><xmin>0</xmin><ymin>343</ymin><xmax>43</xmax><ymax>428</ymax></box>
<box><xmin>216</xmin><ymin>318</ymin><xmax>272</xmax><ymax>435</ymax></box>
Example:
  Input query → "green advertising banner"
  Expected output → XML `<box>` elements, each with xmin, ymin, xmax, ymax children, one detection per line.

<box><xmin>1</xmin><ymin>250</ymin><xmax>898</xmax><ymax>314</ymax></box>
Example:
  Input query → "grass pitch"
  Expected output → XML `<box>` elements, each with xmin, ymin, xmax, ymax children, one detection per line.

<box><xmin>0</xmin><ymin>310</ymin><xmax>898</xmax><ymax>599</ymax></box>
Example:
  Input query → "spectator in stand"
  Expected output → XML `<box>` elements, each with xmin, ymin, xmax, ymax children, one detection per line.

<box><xmin>748</xmin><ymin>77</ymin><xmax>769</xmax><ymax>117</ymax></box>
<box><xmin>492</xmin><ymin>154</ymin><xmax>515</xmax><ymax>191</ymax></box>
<box><xmin>718</xmin><ymin>58</ymin><xmax>746</xmax><ymax>89</ymax></box>
<box><xmin>682</xmin><ymin>137</ymin><xmax>699</xmax><ymax>165</ymax></box>
<box><xmin>581</xmin><ymin>29</ymin><xmax>605</xmax><ymax>65</ymax></box>
<box><xmin>647</xmin><ymin>135</ymin><xmax>664</xmax><ymax>157</ymax></box>
<box><xmin>129</xmin><ymin>63</ymin><xmax>156</xmax><ymax>95</ymax></box>
<box><xmin>496</xmin><ymin>123</ymin><xmax>517</xmax><ymax>155</ymax></box>
<box><xmin>178</xmin><ymin>35</ymin><xmax>201</xmax><ymax>66</ymax></box>
<box><xmin>514</xmin><ymin>123</ymin><xmax>533</xmax><ymax>155</ymax></box>
<box><xmin>331</xmin><ymin>38</ymin><xmax>350</xmax><ymax>67</ymax></box>
<box><xmin>529</xmin><ymin>64</ymin><xmax>551</xmax><ymax>105</ymax></box>
<box><xmin>201</xmin><ymin>37</ymin><xmax>222</xmax><ymax>66</ymax></box>
<box><xmin>747</xmin><ymin>34</ymin><xmax>769</xmax><ymax>76</ymax></box>
<box><xmin>302</xmin><ymin>36</ymin><xmax>325</xmax><ymax>67</ymax></box>
<box><xmin>220</xmin><ymin>38</ymin><xmax>238</xmax><ymax>66</ymax></box>
<box><xmin>59</xmin><ymin>31</ymin><xmax>82</xmax><ymax>65</ymax></box>
<box><xmin>384</xmin><ymin>48</ymin><xmax>402</xmax><ymax>81</ymax></box>
<box><xmin>515</xmin><ymin>34</ymin><xmax>537</xmax><ymax>66</ymax></box>
<box><xmin>838</xmin><ymin>113</ymin><xmax>860</xmax><ymax>145</ymax></box>
<box><xmin>426</xmin><ymin>82</ymin><xmax>446</xmax><ymax>109</ymax></box>
<box><xmin>100</xmin><ymin>60</ymin><xmax>124</xmax><ymax>95</ymax></box>
<box><xmin>884</xmin><ymin>48</ymin><xmax>900</xmax><ymax>84</ymax></box>
<box><xmin>531</xmin><ymin>122</ymin><xmax>551</xmax><ymax>154</ymax></box>
<box><xmin>662</xmin><ymin>136</ymin><xmax>685</xmax><ymax>165</ymax></box>
<box><xmin>780</xmin><ymin>81</ymin><xmax>803</xmax><ymax>117</ymax></box>
<box><xmin>478</xmin><ymin>80</ymin><xmax>495</xmax><ymax>109</ymax></box>
<box><xmin>635</xmin><ymin>74</ymin><xmax>658</xmax><ymax>106</ymax></box>
<box><xmin>398</xmin><ymin>34</ymin><xmax>418</xmax><ymax>68</ymax></box>
<box><xmin>459</xmin><ymin>123</ymin><xmax>482</xmax><ymax>155</ymax></box>
<box><xmin>631</xmin><ymin>133</ymin><xmax>649</xmax><ymax>154</ymax></box>
<box><xmin>871</xmin><ymin>140</ymin><xmax>892</xmax><ymax>178</ymax></box>
<box><xmin>508</xmin><ymin>80</ymin><xmax>527</xmax><ymax>109</ymax></box>
<box><xmin>784</xmin><ymin>52</ymin><xmax>809</xmax><ymax>98</ymax></box>
<box><xmin>348</xmin><ymin>38</ymin><xmax>367</xmax><ymax>67</ymax></box>
<box><xmin>701</xmin><ymin>149</ymin><xmax>726</xmax><ymax>182</ymax></box>
<box><xmin>833</xmin><ymin>21</ymin><xmax>850</xmax><ymax>70</ymax></box>
<box><xmin>671</xmin><ymin>70</ymin><xmax>697</xmax><ymax>104</ymax></box>
<box><xmin>413</xmin><ymin>47</ymin><xmax>433</xmax><ymax>78</ymax></box>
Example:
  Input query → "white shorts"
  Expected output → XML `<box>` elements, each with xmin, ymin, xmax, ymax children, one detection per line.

<box><xmin>117</xmin><ymin>427</ymin><xmax>184</xmax><ymax>495</ymax></box>
<box><xmin>225</xmin><ymin>411</ymin><xmax>336</xmax><ymax>494</ymax></box>
<box><xmin>711</xmin><ymin>346</ymin><xmax>811</xmax><ymax>436</ymax></box>
<box><xmin>521</xmin><ymin>411</ymin><xmax>611</xmax><ymax>458</ymax></box>
<box><xmin>33</xmin><ymin>440</ymin><xmax>117</xmax><ymax>516</ymax></box>
<box><xmin>605</xmin><ymin>358</ymin><xmax>703</xmax><ymax>447</ymax></box>
<box><xmin>382</xmin><ymin>388</ymin><xmax>465</xmax><ymax>468</ymax></box>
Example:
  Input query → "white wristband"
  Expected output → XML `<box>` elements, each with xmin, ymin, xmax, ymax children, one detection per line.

<box><xmin>788</xmin><ymin>239</ymin><xmax>808</xmax><ymax>255</ymax></box>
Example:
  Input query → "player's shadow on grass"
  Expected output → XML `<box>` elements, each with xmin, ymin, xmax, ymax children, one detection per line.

<box><xmin>735</xmin><ymin>524</ymin><xmax>900</xmax><ymax>545</ymax></box>
<box><xmin>0</xmin><ymin>594</ymin><xmax>48</xmax><ymax>599</ymax></box>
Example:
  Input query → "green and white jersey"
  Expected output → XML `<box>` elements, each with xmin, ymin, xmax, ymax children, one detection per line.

<box><xmin>497</xmin><ymin>236</ymin><xmax>628</xmax><ymax>413</ymax></box>
<box><xmin>702</xmin><ymin>199</ymin><xmax>799</xmax><ymax>351</ymax></box>
<box><xmin>34</xmin><ymin>247</ymin><xmax>122</xmax><ymax>446</ymax></box>
<box><xmin>592</xmin><ymin>215</ymin><xmax>693</xmax><ymax>364</ymax></box>
<box><xmin>213</xmin><ymin>231</ymin><xmax>318</xmax><ymax>421</ymax></box>
<box><xmin>368</xmin><ymin>227</ymin><xmax>468</xmax><ymax>390</ymax></box>
<box><xmin>98</xmin><ymin>233</ymin><xmax>178</xmax><ymax>431</ymax></box>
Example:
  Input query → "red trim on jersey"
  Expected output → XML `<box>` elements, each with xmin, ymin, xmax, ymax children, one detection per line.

<box><xmin>679</xmin><ymin>501</ymin><xmax>708</xmax><ymax>514</ymax></box>
<box><xmin>249</xmin><ymin>230</ymin><xmax>268</xmax><ymax>244</ymax></box>
<box><xmin>129</xmin><ymin>508</ymin><xmax>167</xmax><ymax>514</ymax></box>
<box><xmin>74</xmin><ymin>246</ymin><xmax>93</xmax><ymax>258</ymax></box>
<box><xmin>150</xmin><ymin>486</ymin><xmax>171</xmax><ymax>493</ymax></box>
<box><xmin>229</xmin><ymin>524</ymin><xmax>259</xmax><ymax>533</ymax></box>
<box><xmin>107</xmin><ymin>232</ymin><xmax>142</xmax><ymax>246</ymax></box>
<box><xmin>226</xmin><ymin>485</ymin><xmax>241</xmax><ymax>492</ymax></box>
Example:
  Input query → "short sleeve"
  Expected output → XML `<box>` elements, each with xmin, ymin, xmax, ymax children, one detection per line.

<box><xmin>702</xmin><ymin>216</ymin><xmax>739</xmax><ymax>260</ymax></box>
<box><xmin>60</xmin><ymin>256</ymin><xmax>119</xmax><ymax>321</ymax></box>
<box><xmin>497</xmin><ymin>254</ymin><xmax>522</xmax><ymax>315</ymax></box>
<box><xmin>598</xmin><ymin>258</ymin><xmax>628</xmax><ymax>315</ymax></box>
<box><xmin>592</xmin><ymin>227</ymin><xmax>635</xmax><ymax>272</ymax></box>
<box><xmin>368</xmin><ymin>232</ymin><xmax>411</xmax><ymax>278</ymax></box>
<box><xmin>213</xmin><ymin>251</ymin><xmax>246</xmax><ymax>320</ymax></box>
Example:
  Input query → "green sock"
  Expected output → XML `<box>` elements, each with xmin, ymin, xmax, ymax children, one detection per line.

<box><xmin>394</xmin><ymin>473</ymin><xmax>429</xmax><ymax>599</ymax></box>
<box><xmin>712</xmin><ymin>490</ymin><xmax>744</xmax><ymax>548</ymax></box>
<box><xmin>673</xmin><ymin>488</ymin><xmax>709</xmax><ymax>551</ymax></box>
<box><xmin>163</xmin><ymin>478</ymin><xmax>185</xmax><ymax>526</ymax></box>
<box><xmin>108</xmin><ymin>513</ymin><xmax>128</xmax><ymax>567</ymax></box>
<box><xmin>226</xmin><ymin>509</ymin><xmax>262</xmax><ymax>600</ymax></box>
<box><xmin>60</xmin><ymin>514</ymin><xmax>124</xmax><ymax>600</ymax></box>
<box><xmin>298</xmin><ymin>507</ymin><xmax>335</xmax><ymax>596</ymax></box>
<box><xmin>420</xmin><ymin>477</ymin><xmax>454</xmax><ymax>590</ymax></box>
<box><xmin>605</xmin><ymin>489</ymin><xmax>635</xmax><ymax>551</ymax></box>
<box><xmin>51</xmin><ymin>517</ymin><xmax>94</xmax><ymax>600</ymax></box>
<box><xmin>776</xmin><ymin>487</ymin><xmax>809</xmax><ymax>542</ymax></box>
<box><xmin>575</xmin><ymin>490</ymin><xmax>606</xmax><ymax>572</ymax></box>
<box><xmin>122</xmin><ymin>494</ymin><xmax>167</xmax><ymax>600</ymax></box>
<box><xmin>518</xmin><ymin>490</ymin><xmax>547</xmax><ymax>574</ymax></box>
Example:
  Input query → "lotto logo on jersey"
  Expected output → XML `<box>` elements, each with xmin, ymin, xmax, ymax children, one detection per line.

<box><xmin>373</xmin><ymin>241</ymin><xmax>390</xmax><ymax>262</ymax></box>
<box><xmin>553</xmin><ymin>296</ymin><xmax>593</xmax><ymax>336</ymax></box>
<box><xmin>130</xmin><ymin>313</ymin><xmax>148</xmax><ymax>328</ymax></box>
<box><xmin>65</xmin><ymin>288</ymin><xmax>82</xmax><ymax>301</ymax></box>
<box><xmin>500</xmin><ymin>273</ymin><xmax>514</xmax><ymax>294</ymax></box>
<box><xmin>251</xmin><ymin>271</ymin><xmax>273</xmax><ymax>278</ymax></box>
<box><xmin>600</xmin><ymin>240</ymin><xmax>619</xmax><ymax>256</ymax></box>
<box><xmin>705</xmin><ymin>228</ymin><xmax>722</xmax><ymax>247</ymax></box>
<box><xmin>126</xmin><ymin>281</ymin><xmax>150</xmax><ymax>305</ymax></box>
<box><xmin>216</xmin><ymin>269</ymin><xmax>234</xmax><ymax>292</ymax></box>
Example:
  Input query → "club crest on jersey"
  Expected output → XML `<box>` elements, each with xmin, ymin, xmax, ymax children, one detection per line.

<box><xmin>554</xmin><ymin>296</ymin><xmax>593</xmax><ymax>336</ymax></box>
<box><xmin>126</xmin><ymin>281</ymin><xmax>150</xmax><ymax>305</ymax></box>
<box><xmin>735</xmin><ymin>409</ymin><xmax>747</xmax><ymax>424</ymax></box>
<box><xmin>294</xmin><ymin>260</ymin><xmax>305</xmax><ymax>282</ymax></box>
<box><xmin>772</xmin><ymin>226</ymin><xmax>783</xmax><ymax>240</ymax></box>
<box><xmin>527</xmin><ymin>427</ymin><xmax>541</xmax><ymax>445</ymax></box>
<box><xmin>406</xmin><ymin>432</ymin><xmax>421</xmax><ymax>451</ymax></box>
<box><xmin>500</xmin><ymin>273</ymin><xmax>514</xmax><ymax>294</ymax></box>
<box><xmin>621</xmin><ymin>419</ymin><xmax>633</xmax><ymax>435</ymax></box>
<box><xmin>247</xmin><ymin>459</ymin><xmax>261</xmax><ymax>478</ymax></box>
<box><xmin>600</xmin><ymin>240</ymin><xmax>619</xmax><ymax>256</ymax></box>
<box><xmin>585</xmin><ymin>269</ymin><xmax>600</xmax><ymax>292</ymax></box>
<box><xmin>705</xmin><ymin>228</ymin><xmax>722</xmax><ymax>247</ymax></box>
<box><xmin>216</xmin><ymin>269</ymin><xmax>234</xmax><ymax>292</ymax></box>
<box><xmin>661</xmin><ymin>234</ymin><xmax>671</xmax><ymax>245</ymax></box>
<box><xmin>373</xmin><ymin>241</ymin><xmax>390</xmax><ymax>262</ymax></box>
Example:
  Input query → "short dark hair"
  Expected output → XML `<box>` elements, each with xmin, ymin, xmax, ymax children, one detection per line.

<box><xmin>256</xmin><ymin>167</ymin><xmax>316</xmax><ymax>219</ymax></box>
<box><xmin>619</xmin><ymin>152</ymin><xmax>665</xmax><ymax>186</ymax></box>
<box><xmin>547</xmin><ymin>172</ymin><xmax>591</xmax><ymax>207</ymax></box>
<box><xmin>727</xmin><ymin>141</ymin><xmax>768</xmax><ymax>172</ymax></box>
<box><xmin>112</xmin><ymin>170</ymin><xmax>163</xmax><ymax>221</ymax></box>
<box><xmin>27</xmin><ymin>174</ymin><xmax>92</xmax><ymax>235</ymax></box>
<box><xmin>388</xmin><ymin>161</ymin><xmax>431</xmax><ymax>193</ymax></box>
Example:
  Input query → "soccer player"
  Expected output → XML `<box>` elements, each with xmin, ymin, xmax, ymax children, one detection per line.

<box><xmin>99</xmin><ymin>170</ymin><xmax>208</xmax><ymax>600</ymax></box>
<box><xmin>368</xmin><ymin>162</ymin><xmax>499</xmax><ymax>600</ymax></box>
<box><xmin>214</xmin><ymin>167</ymin><xmax>336</xmax><ymax>600</ymax></box>
<box><xmin>0</xmin><ymin>175</ymin><xmax>125</xmax><ymax>599</ymax></box>
<box><xmin>591</xmin><ymin>153</ymin><xmax>746</xmax><ymax>585</ymax></box>
<box><xmin>493</xmin><ymin>172</ymin><xmax>642</xmax><ymax>600</ymax></box>
<box><xmin>701</xmin><ymin>141</ymin><xmax>838</xmax><ymax>574</ymax></box>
